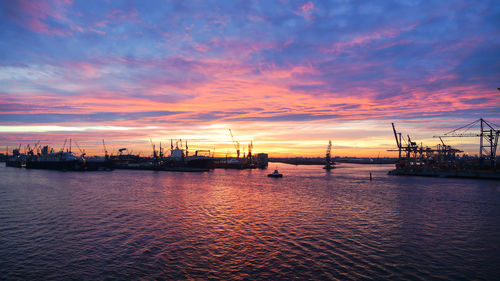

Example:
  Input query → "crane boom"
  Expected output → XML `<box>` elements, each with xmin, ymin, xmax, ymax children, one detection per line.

<box><xmin>74</xmin><ymin>140</ymin><xmax>85</xmax><ymax>156</ymax></box>
<box><xmin>150</xmin><ymin>138</ymin><xmax>156</xmax><ymax>158</ymax></box>
<box><xmin>439</xmin><ymin>137</ymin><xmax>445</xmax><ymax>146</ymax></box>
<box><xmin>61</xmin><ymin>138</ymin><xmax>67</xmax><ymax>152</ymax></box>
<box><xmin>229</xmin><ymin>129</ymin><xmax>237</xmax><ymax>150</ymax></box>
<box><xmin>228</xmin><ymin>129</ymin><xmax>240</xmax><ymax>158</ymax></box>
<box><xmin>102</xmin><ymin>139</ymin><xmax>108</xmax><ymax>158</ymax></box>
<box><xmin>392</xmin><ymin>123</ymin><xmax>400</xmax><ymax>148</ymax></box>
<box><xmin>437</xmin><ymin>134</ymin><xmax>480</xmax><ymax>137</ymax></box>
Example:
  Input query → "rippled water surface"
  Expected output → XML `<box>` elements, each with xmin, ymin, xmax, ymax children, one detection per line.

<box><xmin>1</xmin><ymin>163</ymin><xmax>499</xmax><ymax>280</ymax></box>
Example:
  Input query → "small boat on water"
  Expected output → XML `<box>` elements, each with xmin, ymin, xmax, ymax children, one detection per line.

<box><xmin>268</xmin><ymin>169</ymin><xmax>283</xmax><ymax>178</ymax></box>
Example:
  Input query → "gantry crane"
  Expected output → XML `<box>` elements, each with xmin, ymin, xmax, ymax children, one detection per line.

<box><xmin>434</xmin><ymin>118</ymin><xmax>499</xmax><ymax>168</ymax></box>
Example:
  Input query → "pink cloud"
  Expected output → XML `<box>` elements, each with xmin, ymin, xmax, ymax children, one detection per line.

<box><xmin>2</xmin><ymin>51</ymin><xmax>499</xmax><ymax>157</ymax></box>
<box><xmin>301</xmin><ymin>1</ymin><xmax>315</xmax><ymax>13</ymax></box>
<box><xmin>6</xmin><ymin>0</ymin><xmax>72</xmax><ymax>35</ymax></box>
<box><xmin>88</xmin><ymin>27</ymin><xmax>106</xmax><ymax>35</ymax></box>
<box><xmin>295</xmin><ymin>1</ymin><xmax>316</xmax><ymax>21</ymax></box>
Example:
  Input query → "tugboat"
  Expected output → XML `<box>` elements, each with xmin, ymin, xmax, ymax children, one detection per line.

<box><xmin>267</xmin><ymin>169</ymin><xmax>283</xmax><ymax>178</ymax></box>
<box><xmin>323</xmin><ymin>140</ymin><xmax>336</xmax><ymax>170</ymax></box>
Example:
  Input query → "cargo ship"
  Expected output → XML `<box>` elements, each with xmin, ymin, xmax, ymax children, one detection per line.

<box><xmin>156</xmin><ymin>141</ymin><xmax>213</xmax><ymax>171</ymax></box>
<box><xmin>25</xmin><ymin>145</ymin><xmax>112</xmax><ymax>171</ymax></box>
<box><xmin>113</xmin><ymin>140</ymin><xmax>213</xmax><ymax>172</ymax></box>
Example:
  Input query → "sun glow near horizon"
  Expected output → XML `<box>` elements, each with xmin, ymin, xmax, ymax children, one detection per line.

<box><xmin>0</xmin><ymin>119</ymin><xmax>492</xmax><ymax>158</ymax></box>
<box><xmin>0</xmin><ymin>1</ymin><xmax>499</xmax><ymax>157</ymax></box>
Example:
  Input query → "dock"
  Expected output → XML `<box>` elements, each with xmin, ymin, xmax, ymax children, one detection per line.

<box><xmin>388</xmin><ymin>119</ymin><xmax>500</xmax><ymax>180</ymax></box>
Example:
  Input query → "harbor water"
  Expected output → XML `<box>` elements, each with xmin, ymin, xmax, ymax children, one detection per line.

<box><xmin>0</xmin><ymin>163</ymin><xmax>499</xmax><ymax>280</ymax></box>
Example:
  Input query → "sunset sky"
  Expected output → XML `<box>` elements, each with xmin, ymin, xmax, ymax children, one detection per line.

<box><xmin>1</xmin><ymin>0</ymin><xmax>499</xmax><ymax>157</ymax></box>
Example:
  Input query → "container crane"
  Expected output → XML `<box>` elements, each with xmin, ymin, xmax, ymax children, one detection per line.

<box><xmin>433</xmin><ymin>118</ymin><xmax>499</xmax><ymax>169</ymax></box>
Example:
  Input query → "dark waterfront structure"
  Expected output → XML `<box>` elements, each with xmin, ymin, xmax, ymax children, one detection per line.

<box><xmin>7</xmin><ymin>143</ymin><xmax>113</xmax><ymax>171</ymax></box>
<box><xmin>270</xmin><ymin>157</ymin><xmax>397</xmax><ymax>165</ymax></box>
<box><xmin>4</xmin><ymin>138</ymin><xmax>269</xmax><ymax>173</ymax></box>
<box><xmin>389</xmin><ymin>119</ymin><xmax>500</xmax><ymax>180</ymax></box>
<box><xmin>213</xmin><ymin>153</ymin><xmax>268</xmax><ymax>169</ymax></box>
<box><xmin>256</xmin><ymin>153</ymin><xmax>269</xmax><ymax>168</ymax></box>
